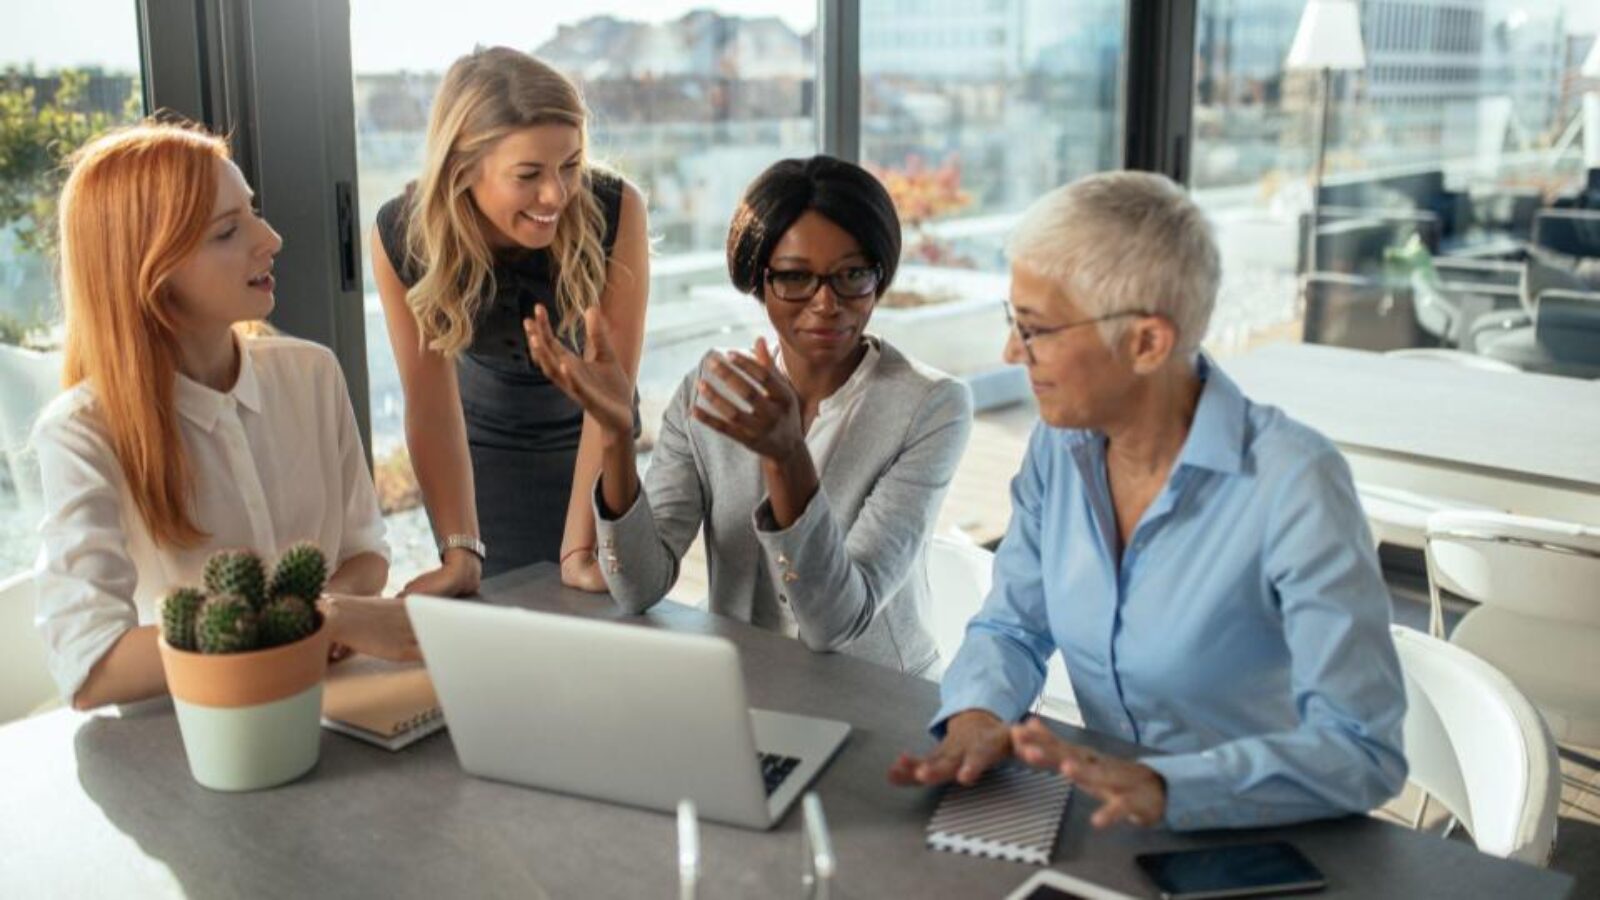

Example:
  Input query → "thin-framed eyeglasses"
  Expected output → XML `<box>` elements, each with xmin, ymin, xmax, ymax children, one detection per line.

<box><xmin>764</xmin><ymin>264</ymin><xmax>882</xmax><ymax>303</ymax></box>
<box><xmin>1001</xmin><ymin>300</ymin><xmax>1154</xmax><ymax>364</ymax></box>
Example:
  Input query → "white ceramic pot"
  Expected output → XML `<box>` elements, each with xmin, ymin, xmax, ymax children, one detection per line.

<box><xmin>158</xmin><ymin>622</ymin><xmax>330</xmax><ymax>791</ymax></box>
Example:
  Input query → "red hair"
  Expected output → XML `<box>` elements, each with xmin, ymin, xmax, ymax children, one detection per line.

<box><xmin>57</xmin><ymin>122</ymin><xmax>232</xmax><ymax>547</ymax></box>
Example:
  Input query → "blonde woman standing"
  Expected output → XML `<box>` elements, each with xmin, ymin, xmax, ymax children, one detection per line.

<box><xmin>373</xmin><ymin>47</ymin><xmax>650</xmax><ymax>594</ymax></box>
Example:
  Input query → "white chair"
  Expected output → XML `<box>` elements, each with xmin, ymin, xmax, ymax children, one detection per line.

<box><xmin>923</xmin><ymin>533</ymin><xmax>1079</xmax><ymax>723</ymax></box>
<box><xmin>1423</xmin><ymin>510</ymin><xmax>1600</xmax><ymax>750</ymax></box>
<box><xmin>0</xmin><ymin>571</ymin><xmax>58</xmax><ymax>724</ymax></box>
<box><xmin>1390</xmin><ymin>626</ymin><xmax>1559</xmax><ymax>865</ymax></box>
<box><xmin>1355</xmin><ymin>483</ymin><xmax>1499</xmax><ymax>551</ymax></box>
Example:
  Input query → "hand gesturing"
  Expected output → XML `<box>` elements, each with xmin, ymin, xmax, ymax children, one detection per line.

<box><xmin>524</xmin><ymin>305</ymin><xmax>634</xmax><ymax>438</ymax></box>
<box><xmin>691</xmin><ymin>337</ymin><xmax>807</xmax><ymax>465</ymax></box>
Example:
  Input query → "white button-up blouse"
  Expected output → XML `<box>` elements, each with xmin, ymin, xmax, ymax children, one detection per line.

<box><xmin>31</xmin><ymin>336</ymin><xmax>388</xmax><ymax>698</ymax></box>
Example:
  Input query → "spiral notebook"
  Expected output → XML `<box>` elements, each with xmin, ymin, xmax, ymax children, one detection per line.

<box><xmin>926</xmin><ymin>763</ymin><xmax>1074</xmax><ymax>866</ymax></box>
<box><xmin>321</xmin><ymin>656</ymin><xmax>446</xmax><ymax>751</ymax></box>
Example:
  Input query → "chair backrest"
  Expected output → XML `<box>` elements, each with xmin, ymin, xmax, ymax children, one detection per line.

<box><xmin>923</xmin><ymin>533</ymin><xmax>995</xmax><ymax>667</ymax></box>
<box><xmin>1425</xmin><ymin>510</ymin><xmax>1600</xmax><ymax>626</ymax></box>
<box><xmin>0</xmin><ymin>571</ymin><xmax>57</xmax><ymax>724</ymax></box>
<box><xmin>1533</xmin><ymin>290</ymin><xmax>1600</xmax><ymax>363</ymax></box>
<box><xmin>1301</xmin><ymin>271</ymin><xmax>1432</xmax><ymax>351</ymax></box>
<box><xmin>1532</xmin><ymin>207</ymin><xmax>1600</xmax><ymax>259</ymax></box>
<box><xmin>1391</xmin><ymin>626</ymin><xmax>1559</xmax><ymax>864</ymax></box>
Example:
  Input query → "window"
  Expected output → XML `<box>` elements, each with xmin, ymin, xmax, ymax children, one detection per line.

<box><xmin>349</xmin><ymin>1</ymin><xmax>818</xmax><ymax>585</ymax></box>
<box><xmin>1190</xmin><ymin>0</ymin><xmax>1598</xmax><ymax>361</ymax></box>
<box><xmin>857</xmin><ymin>0</ymin><xmax>1127</xmax><ymax>395</ymax></box>
<box><xmin>0</xmin><ymin>3</ymin><xmax>145</xmax><ymax>578</ymax></box>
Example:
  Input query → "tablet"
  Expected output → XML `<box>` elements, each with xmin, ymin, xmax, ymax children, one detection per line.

<box><xmin>1135</xmin><ymin>842</ymin><xmax>1326</xmax><ymax>900</ymax></box>
<box><xmin>1004</xmin><ymin>869</ymin><xmax>1141</xmax><ymax>900</ymax></box>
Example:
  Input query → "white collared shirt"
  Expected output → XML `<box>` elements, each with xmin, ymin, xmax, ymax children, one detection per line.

<box><xmin>766</xmin><ymin>338</ymin><xmax>881</xmax><ymax>636</ymax></box>
<box><xmin>31</xmin><ymin>335</ymin><xmax>388</xmax><ymax>698</ymax></box>
<box><xmin>775</xmin><ymin>338</ymin><xmax>882</xmax><ymax>472</ymax></box>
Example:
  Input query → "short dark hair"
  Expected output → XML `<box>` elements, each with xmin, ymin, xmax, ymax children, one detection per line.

<box><xmin>726</xmin><ymin>155</ymin><xmax>901</xmax><ymax>299</ymax></box>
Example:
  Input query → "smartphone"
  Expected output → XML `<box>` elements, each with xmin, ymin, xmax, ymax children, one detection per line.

<box><xmin>1136</xmin><ymin>842</ymin><xmax>1327</xmax><ymax>900</ymax></box>
<box><xmin>1003</xmin><ymin>869</ymin><xmax>1141</xmax><ymax>900</ymax></box>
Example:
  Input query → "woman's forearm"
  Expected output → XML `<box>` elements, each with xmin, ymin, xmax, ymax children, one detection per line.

<box><xmin>72</xmin><ymin>625</ymin><xmax>166</xmax><ymax>710</ymax></box>
<box><xmin>761</xmin><ymin>446</ymin><xmax>821</xmax><ymax>530</ymax></box>
<box><xmin>326</xmin><ymin>551</ymin><xmax>390</xmax><ymax>596</ymax></box>
<box><xmin>405</xmin><ymin>398</ymin><xmax>478</xmax><ymax>543</ymax></box>
<box><xmin>562</xmin><ymin>415</ymin><xmax>607</xmax><ymax>552</ymax></box>
<box><xmin>596</xmin><ymin>427</ymin><xmax>641</xmax><ymax>520</ymax></box>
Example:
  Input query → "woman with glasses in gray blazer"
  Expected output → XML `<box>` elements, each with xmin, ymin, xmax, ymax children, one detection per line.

<box><xmin>525</xmin><ymin>156</ymin><xmax>973</xmax><ymax>675</ymax></box>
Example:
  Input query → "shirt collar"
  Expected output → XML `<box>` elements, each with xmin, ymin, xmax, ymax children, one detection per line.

<box><xmin>1056</xmin><ymin>353</ymin><xmax>1248</xmax><ymax>476</ymax></box>
<box><xmin>774</xmin><ymin>337</ymin><xmax>882</xmax><ymax>416</ymax></box>
<box><xmin>1172</xmin><ymin>353</ymin><xmax>1248</xmax><ymax>476</ymax></box>
<box><xmin>174</xmin><ymin>335</ymin><xmax>264</xmax><ymax>431</ymax></box>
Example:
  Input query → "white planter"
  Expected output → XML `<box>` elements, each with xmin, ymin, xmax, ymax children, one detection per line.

<box><xmin>159</xmin><ymin>622</ymin><xmax>330</xmax><ymax>791</ymax></box>
<box><xmin>873</xmin><ymin>266</ymin><xmax>1027</xmax><ymax>409</ymax></box>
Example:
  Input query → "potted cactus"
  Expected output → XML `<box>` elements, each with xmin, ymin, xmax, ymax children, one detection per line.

<box><xmin>157</xmin><ymin>542</ymin><xmax>332</xmax><ymax>791</ymax></box>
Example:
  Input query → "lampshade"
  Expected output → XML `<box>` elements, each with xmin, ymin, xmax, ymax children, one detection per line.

<box><xmin>1286</xmin><ymin>0</ymin><xmax>1368</xmax><ymax>71</ymax></box>
<box><xmin>1583</xmin><ymin>36</ymin><xmax>1600</xmax><ymax>78</ymax></box>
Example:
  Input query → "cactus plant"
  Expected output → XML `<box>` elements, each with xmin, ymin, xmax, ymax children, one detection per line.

<box><xmin>197</xmin><ymin>594</ymin><xmax>260</xmax><ymax>654</ymax></box>
<box><xmin>259</xmin><ymin>595</ymin><xmax>317</xmax><ymax>648</ymax></box>
<box><xmin>269</xmin><ymin>542</ymin><xmax>327</xmax><ymax>604</ymax></box>
<box><xmin>204</xmin><ymin>549</ymin><xmax>268</xmax><ymax>610</ymax></box>
<box><xmin>160</xmin><ymin>587</ymin><xmax>206</xmax><ymax>651</ymax></box>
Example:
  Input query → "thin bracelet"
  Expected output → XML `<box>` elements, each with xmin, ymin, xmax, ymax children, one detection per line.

<box><xmin>560</xmin><ymin>545</ymin><xmax>596</xmax><ymax>565</ymax></box>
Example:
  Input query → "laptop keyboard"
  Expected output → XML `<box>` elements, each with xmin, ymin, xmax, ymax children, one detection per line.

<box><xmin>759</xmin><ymin>753</ymin><xmax>802</xmax><ymax>796</ymax></box>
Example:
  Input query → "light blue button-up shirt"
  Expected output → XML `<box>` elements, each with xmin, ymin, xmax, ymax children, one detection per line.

<box><xmin>935</xmin><ymin>357</ymin><xmax>1408</xmax><ymax>830</ymax></box>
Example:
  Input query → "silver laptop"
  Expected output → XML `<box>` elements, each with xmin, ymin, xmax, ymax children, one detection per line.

<box><xmin>406</xmin><ymin>595</ymin><xmax>851</xmax><ymax>830</ymax></box>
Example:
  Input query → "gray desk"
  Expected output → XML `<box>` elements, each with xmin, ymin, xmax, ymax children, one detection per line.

<box><xmin>1228</xmin><ymin>343</ymin><xmax>1600</xmax><ymax>522</ymax></box>
<box><xmin>0</xmin><ymin>564</ymin><xmax>1574</xmax><ymax>898</ymax></box>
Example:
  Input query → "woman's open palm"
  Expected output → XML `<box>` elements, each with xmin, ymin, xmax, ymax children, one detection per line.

<box><xmin>524</xmin><ymin>305</ymin><xmax>633</xmax><ymax>437</ymax></box>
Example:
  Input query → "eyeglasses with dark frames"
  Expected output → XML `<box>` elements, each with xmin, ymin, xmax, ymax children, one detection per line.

<box><xmin>1002</xmin><ymin>300</ymin><xmax>1155</xmax><ymax>364</ymax></box>
<box><xmin>764</xmin><ymin>264</ymin><xmax>882</xmax><ymax>303</ymax></box>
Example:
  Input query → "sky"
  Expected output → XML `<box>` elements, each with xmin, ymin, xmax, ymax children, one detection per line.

<box><xmin>0</xmin><ymin>0</ymin><xmax>1594</xmax><ymax>74</ymax></box>
<box><xmin>0</xmin><ymin>0</ymin><xmax>818</xmax><ymax>73</ymax></box>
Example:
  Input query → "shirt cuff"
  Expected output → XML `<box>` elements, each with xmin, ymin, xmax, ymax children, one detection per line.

<box><xmin>590</xmin><ymin>480</ymin><xmax>667</xmax><ymax>614</ymax></box>
<box><xmin>593</xmin><ymin>477</ymin><xmax>650</xmax><ymax>535</ymax></box>
<box><xmin>1142</xmin><ymin>751</ymin><xmax>1233</xmax><ymax>830</ymax></box>
<box><xmin>929</xmin><ymin>681</ymin><xmax>1034</xmax><ymax>737</ymax></box>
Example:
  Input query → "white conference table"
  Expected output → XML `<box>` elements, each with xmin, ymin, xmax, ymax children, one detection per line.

<box><xmin>1226</xmin><ymin>343</ymin><xmax>1600</xmax><ymax>524</ymax></box>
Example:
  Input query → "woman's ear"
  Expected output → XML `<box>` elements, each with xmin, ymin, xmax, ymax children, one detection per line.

<box><xmin>1127</xmin><ymin>315</ymin><xmax>1177</xmax><ymax>375</ymax></box>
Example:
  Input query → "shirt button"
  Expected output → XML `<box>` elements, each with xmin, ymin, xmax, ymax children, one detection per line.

<box><xmin>779</xmin><ymin>594</ymin><xmax>789</xmax><ymax>605</ymax></box>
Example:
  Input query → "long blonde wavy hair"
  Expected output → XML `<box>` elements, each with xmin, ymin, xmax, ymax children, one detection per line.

<box><xmin>404</xmin><ymin>47</ymin><xmax>609</xmax><ymax>354</ymax></box>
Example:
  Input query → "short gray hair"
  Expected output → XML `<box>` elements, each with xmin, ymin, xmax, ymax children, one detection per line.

<box><xmin>1007</xmin><ymin>171</ymin><xmax>1220</xmax><ymax>361</ymax></box>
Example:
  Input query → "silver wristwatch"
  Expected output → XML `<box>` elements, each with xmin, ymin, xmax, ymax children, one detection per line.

<box><xmin>439</xmin><ymin>533</ymin><xmax>487</xmax><ymax>562</ymax></box>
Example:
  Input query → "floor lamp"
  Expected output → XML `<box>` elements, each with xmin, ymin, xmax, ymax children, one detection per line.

<box><xmin>1286</xmin><ymin>0</ymin><xmax>1367</xmax><ymax>289</ymax></box>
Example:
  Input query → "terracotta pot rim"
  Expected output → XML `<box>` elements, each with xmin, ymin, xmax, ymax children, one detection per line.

<box><xmin>161</xmin><ymin>619</ymin><xmax>330</xmax><ymax>708</ymax></box>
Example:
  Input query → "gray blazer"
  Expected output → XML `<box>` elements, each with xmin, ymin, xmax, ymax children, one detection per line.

<box><xmin>595</xmin><ymin>338</ymin><xmax>974</xmax><ymax>674</ymax></box>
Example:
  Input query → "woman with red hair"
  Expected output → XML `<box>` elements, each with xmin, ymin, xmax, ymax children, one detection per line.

<box><xmin>33</xmin><ymin>121</ymin><xmax>414</xmax><ymax>710</ymax></box>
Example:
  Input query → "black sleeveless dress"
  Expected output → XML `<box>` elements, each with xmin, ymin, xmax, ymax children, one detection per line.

<box><xmin>375</xmin><ymin>170</ymin><xmax>633</xmax><ymax>577</ymax></box>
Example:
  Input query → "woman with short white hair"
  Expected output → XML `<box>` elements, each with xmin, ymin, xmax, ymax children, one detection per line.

<box><xmin>890</xmin><ymin>170</ymin><xmax>1408</xmax><ymax>832</ymax></box>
